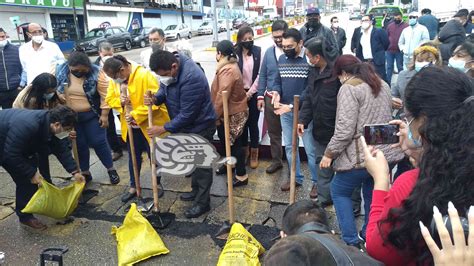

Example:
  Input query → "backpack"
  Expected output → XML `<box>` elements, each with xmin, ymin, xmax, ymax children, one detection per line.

<box><xmin>295</xmin><ymin>222</ymin><xmax>383</xmax><ymax>266</ymax></box>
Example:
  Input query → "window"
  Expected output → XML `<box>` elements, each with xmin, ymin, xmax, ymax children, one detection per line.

<box><xmin>115</xmin><ymin>27</ymin><xmax>124</xmax><ymax>33</ymax></box>
<box><xmin>144</xmin><ymin>13</ymin><xmax>161</xmax><ymax>18</ymax></box>
<box><xmin>105</xmin><ymin>29</ymin><xmax>114</xmax><ymax>35</ymax></box>
<box><xmin>193</xmin><ymin>15</ymin><xmax>203</xmax><ymax>20</ymax></box>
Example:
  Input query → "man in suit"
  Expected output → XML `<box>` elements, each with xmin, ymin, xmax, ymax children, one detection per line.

<box><xmin>351</xmin><ymin>15</ymin><xmax>390</xmax><ymax>82</ymax></box>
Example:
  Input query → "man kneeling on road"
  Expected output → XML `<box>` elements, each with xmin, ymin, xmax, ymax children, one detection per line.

<box><xmin>0</xmin><ymin>106</ymin><xmax>84</xmax><ymax>229</ymax></box>
<box><xmin>145</xmin><ymin>50</ymin><xmax>216</xmax><ymax>219</ymax></box>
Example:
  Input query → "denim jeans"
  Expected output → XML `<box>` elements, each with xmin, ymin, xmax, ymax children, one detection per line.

<box><xmin>385</xmin><ymin>51</ymin><xmax>404</xmax><ymax>84</ymax></box>
<box><xmin>330</xmin><ymin>168</ymin><xmax>374</xmax><ymax>245</ymax></box>
<box><xmin>280</xmin><ymin>112</ymin><xmax>317</xmax><ymax>184</ymax></box>
<box><xmin>76</xmin><ymin>110</ymin><xmax>114</xmax><ymax>172</ymax></box>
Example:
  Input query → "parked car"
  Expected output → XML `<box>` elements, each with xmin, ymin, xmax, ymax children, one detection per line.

<box><xmin>131</xmin><ymin>27</ymin><xmax>151</xmax><ymax>48</ymax></box>
<box><xmin>244</xmin><ymin>17</ymin><xmax>256</xmax><ymax>27</ymax></box>
<box><xmin>232</xmin><ymin>18</ymin><xmax>245</xmax><ymax>29</ymax></box>
<box><xmin>76</xmin><ymin>26</ymin><xmax>132</xmax><ymax>54</ymax></box>
<box><xmin>217</xmin><ymin>20</ymin><xmax>227</xmax><ymax>32</ymax></box>
<box><xmin>367</xmin><ymin>5</ymin><xmax>407</xmax><ymax>28</ymax></box>
<box><xmin>198</xmin><ymin>22</ymin><xmax>213</xmax><ymax>35</ymax></box>
<box><xmin>164</xmin><ymin>24</ymin><xmax>192</xmax><ymax>40</ymax></box>
<box><xmin>349</xmin><ymin>11</ymin><xmax>362</xmax><ymax>20</ymax></box>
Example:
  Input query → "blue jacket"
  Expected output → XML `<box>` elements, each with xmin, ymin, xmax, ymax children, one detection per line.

<box><xmin>418</xmin><ymin>14</ymin><xmax>439</xmax><ymax>40</ymax></box>
<box><xmin>257</xmin><ymin>46</ymin><xmax>280</xmax><ymax>98</ymax></box>
<box><xmin>353</xmin><ymin>27</ymin><xmax>389</xmax><ymax>66</ymax></box>
<box><xmin>154</xmin><ymin>53</ymin><xmax>216</xmax><ymax>133</ymax></box>
<box><xmin>55</xmin><ymin>63</ymin><xmax>102</xmax><ymax>116</ymax></box>
<box><xmin>0</xmin><ymin>43</ymin><xmax>22</xmax><ymax>92</ymax></box>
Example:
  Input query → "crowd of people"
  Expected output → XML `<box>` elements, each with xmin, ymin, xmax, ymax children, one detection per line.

<box><xmin>0</xmin><ymin>5</ymin><xmax>473</xmax><ymax>265</ymax></box>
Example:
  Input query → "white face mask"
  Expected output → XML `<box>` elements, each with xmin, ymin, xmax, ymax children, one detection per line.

<box><xmin>414</xmin><ymin>61</ymin><xmax>431</xmax><ymax>72</ymax></box>
<box><xmin>332</xmin><ymin>22</ymin><xmax>339</xmax><ymax>28</ymax></box>
<box><xmin>448</xmin><ymin>58</ymin><xmax>469</xmax><ymax>73</ymax></box>
<box><xmin>44</xmin><ymin>92</ymin><xmax>55</xmax><ymax>101</ymax></box>
<box><xmin>361</xmin><ymin>22</ymin><xmax>371</xmax><ymax>30</ymax></box>
<box><xmin>113</xmin><ymin>78</ymin><xmax>126</xmax><ymax>84</ymax></box>
<box><xmin>306</xmin><ymin>56</ymin><xmax>315</xmax><ymax>67</ymax></box>
<box><xmin>55</xmin><ymin>130</ymin><xmax>70</xmax><ymax>139</ymax></box>
<box><xmin>160</xmin><ymin>76</ymin><xmax>176</xmax><ymax>86</ymax></box>
<box><xmin>32</xmin><ymin>35</ymin><xmax>44</xmax><ymax>44</ymax></box>
<box><xmin>0</xmin><ymin>39</ymin><xmax>7</xmax><ymax>49</ymax></box>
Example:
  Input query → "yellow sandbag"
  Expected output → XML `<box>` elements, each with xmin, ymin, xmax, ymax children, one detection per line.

<box><xmin>111</xmin><ymin>203</ymin><xmax>169</xmax><ymax>266</ymax></box>
<box><xmin>22</xmin><ymin>179</ymin><xmax>85</xmax><ymax>219</ymax></box>
<box><xmin>217</xmin><ymin>223</ymin><xmax>266</xmax><ymax>266</ymax></box>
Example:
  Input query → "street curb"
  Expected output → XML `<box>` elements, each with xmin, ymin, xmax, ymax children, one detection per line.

<box><xmin>203</xmin><ymin>23</ymin><xmax>303</xmax><ymax>51</ymax></box>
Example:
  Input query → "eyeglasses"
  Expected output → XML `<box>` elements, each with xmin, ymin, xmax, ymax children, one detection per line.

<box><xmin>272</xmin><ymin>35</ymin><xmax>283</xmax><ymax>40</ymax></box>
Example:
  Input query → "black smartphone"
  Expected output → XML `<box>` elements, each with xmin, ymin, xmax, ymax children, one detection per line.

<box><xmin>363</xmin><ymin>124</ymin><xmax>399</xmax><ymax>145</ymax></box>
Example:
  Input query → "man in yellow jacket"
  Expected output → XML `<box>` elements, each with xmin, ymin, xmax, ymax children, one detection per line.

<box><xmin>103</xmin><ymin>55</ymin><xmax>169</xmax><ymax>202</ymax></box>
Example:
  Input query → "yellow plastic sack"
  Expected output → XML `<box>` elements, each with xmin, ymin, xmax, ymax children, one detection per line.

<box><xmin>111</xmin><ymin>203</ymin><xmax>169</xmax><ymax>266</ymax></box>
<box><xmin>217</xmin><ymin>223</ymin><xmax>266</xmax><ymax>266</ymax></box>
<box><xmin>22</xmin><ymin>179</ymin><xmax>85</xmax><ymax>219</ymax></box>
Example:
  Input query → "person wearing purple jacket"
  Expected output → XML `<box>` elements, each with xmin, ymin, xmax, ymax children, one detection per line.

<box><xmin>385</xmin><ymin>11</ymin><xmax>408</xmax><ymax>84</ymax></box>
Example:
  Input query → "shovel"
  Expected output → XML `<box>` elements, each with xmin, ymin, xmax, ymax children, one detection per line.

<box><xmin>215</xmin><ymin>91</ymin><xmax>236</xmax><ymax>239</ymax></box>
<box><xmin>289</xmin><ymin>95</ymin><xmax>300</xmax><ymax>204</ymax></box>
<box><xmin>144</xmin><ymin>90</ymin><xmax>175</xmax><ymax>229</ymax></box>
<box><xmin>120</xmin><ymin>84</ymin><xmax>148</xmax><ymax>212</ymax></box>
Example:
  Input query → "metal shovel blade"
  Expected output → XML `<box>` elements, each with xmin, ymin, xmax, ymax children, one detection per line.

<box><xmin>215</xmin><ymin>220</ymin><xmax>232</xmax><ymax>239</ymax></box>
<box><xmin>147</xmin><ymin>210</ymin><xmax>175</xmax><ymax>230</ymax></box>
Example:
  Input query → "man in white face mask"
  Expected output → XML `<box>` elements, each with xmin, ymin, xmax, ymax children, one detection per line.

<box><xmin>449</xmin><ymin>41</ymin><xmax>474</xmax><ymax>80</ymax></box>
<box><xmin>351</xmin><ymin>15</ymin><xmax>390</xmax><ymax>82</ymax></box>
<box><xmin>19</xmin><ymin>23</ymin><xmax>65</xmax><ymax>86</ymax></box>
<box><xmin>0</xmin><ymin>27</ymin><xmax>23</xmax><ymax>109</ymax></box>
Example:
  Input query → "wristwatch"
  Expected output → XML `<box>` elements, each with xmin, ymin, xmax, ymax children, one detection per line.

<box><xmin>288</xmin><ymin>104</ymin><xmax>294</xmax><ymax>109</ymax></box>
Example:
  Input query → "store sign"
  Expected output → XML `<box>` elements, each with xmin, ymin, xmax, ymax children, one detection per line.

<box><xmin>0</xmin><ymin>0</ymin><xmax>83</xmax><ymax>8</ymax></box>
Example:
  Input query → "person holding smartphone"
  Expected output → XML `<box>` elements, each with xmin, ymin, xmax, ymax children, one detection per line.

<box><xmin>363</xmin><ymin>67</ymin><xmax>474</xmax><ymax>265</ymax></box>
<box><xmin>320</xmin><ymin>55</ymin><xmax>404</xmax><ymax>249</ymax></box>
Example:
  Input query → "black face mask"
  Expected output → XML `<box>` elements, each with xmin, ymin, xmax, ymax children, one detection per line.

<box><xmin>284</xmin><ymin>48</ymin><xmax>297</xmax><ymax>59</ymax></box>
<box><xmin>307</xmin><ymin>19</ymin><xmax>320</xmax><ymax>29</ymax></box>
<box><xmin>240</xmin><ymin>40</ymin><xmax>254</xmax><ymax>50</ymax></box>
<box><xmin>394</xmin><ymin>19</ymin><xmax>402</xmax><ymax>24</ymax></box>
<box><xmin>71</xmin><ymin>70</ymin><xmax>88</xmax><ymax>78</ymax></box>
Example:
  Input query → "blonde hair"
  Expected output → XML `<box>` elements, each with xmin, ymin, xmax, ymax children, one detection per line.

<box><xmin>408</xmin><ymin>42</ymin><xmax>443</xmax><ymax>70</ymax></box>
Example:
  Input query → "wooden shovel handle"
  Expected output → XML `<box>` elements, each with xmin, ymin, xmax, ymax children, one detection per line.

<box><xmin>289</xmin><ymin>95</ymin><xmax>300</xmax><ymax>204</ymax></box>
<box><xmin>222</xmin><ymin>91</ymin><xmax>235</xmax><ymax>224</ymax></box>
<box><xmin>147</xmin><ymin>90</ymin><xmax>160</xmax><ymax>212</ymax></box>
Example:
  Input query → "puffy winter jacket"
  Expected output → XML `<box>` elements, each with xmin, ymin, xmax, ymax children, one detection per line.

<box><xmin>153</xmin><ymin>53</ymin><xmax>216</xmax><ymax>133</ymax></box>
<box><xmin>0</xmin><ymin>109</ymin><xmax>51</xmax><ymax>182</ymax></box>
<box><xmin>438</xmin><ymin>20</ymin><xmax>466</xmax><ymax>64</ymax></box>
<box><xmin>0</xmin><ymin>43</ymin><xmax>22</xmax><ymax>92</ymax></box>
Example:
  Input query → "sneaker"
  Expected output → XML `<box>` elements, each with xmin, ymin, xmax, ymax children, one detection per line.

<box><xmin>108</xmin><ymin>170</ymin><xmax>120</xmax><ymax>185</ymax></box>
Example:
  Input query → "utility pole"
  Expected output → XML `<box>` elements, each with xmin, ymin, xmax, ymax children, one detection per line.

<box><xmin>72</xmin><ymin>0</ymin><xmax>81</xmax><ymax>40</ymax></box>
<box><xmin>180</xmin><ymin>0</ymin><xmax>185</xmax><ymax>23</ymax></box>
<box><xmin>83</xmin><ymin>0</ymin><xmax>89</xmax><ymax>33</ymax></box>
<box><xmin>211</xmin><ymin>0</ymin><xmax>219</xmax><ymax>46</ymax></box>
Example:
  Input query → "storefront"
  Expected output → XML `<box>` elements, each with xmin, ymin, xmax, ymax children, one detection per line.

<box><xmin>0</xmin><ymin>0</ymin><xmax>85</xmax><ymax>50</ymax></box>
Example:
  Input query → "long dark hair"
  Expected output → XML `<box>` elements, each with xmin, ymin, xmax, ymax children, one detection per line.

<box><xmin>333</xmin><ymin>54</ymin><xmax>382</xmax><ymax>96</ymax></box>
<box><xmin>380</xmin><ymin>67</ymin><xmax>474</xmax><ymax>263</ymax></box>
<box><xmin>235</xmin><ymin>26</ymin><xmax>254</xmax><ymax>56</ymax></box>
<box><xmin>22</xmin><ymin>73</ymin><xmax>57</xmax><ymax>109</ymax></box>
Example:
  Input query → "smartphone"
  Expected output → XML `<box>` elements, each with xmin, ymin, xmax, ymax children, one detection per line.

<box><xmin>363</xmin><ymin>124</ymin><xmax>399</xmax><ymax>145</ymax></box>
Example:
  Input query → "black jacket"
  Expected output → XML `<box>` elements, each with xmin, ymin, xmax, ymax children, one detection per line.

<box><xmin>439</xmin><ymin>20</ymin><xmax>466</xmax><ymax>64</ymax></box>
<box><xmin>0</xmin><ymin>109</ymin><xmax>51</xmax><ymax>182</ymax></box>
<box><xmin>237</xmin><ymin>45</ymin><xmax>262</xmax><ymax>84</ymax></box>
<box><xmin>332</xmin><ymin>27</ymin><xmax>347</xmax><ymax>54</ymax></box>
<box><xmin>352</xmin><ymin>26</ymin><xmax>389</xmax><ymax>66</ymax></box>
<box><xmin>0</xmin><ymin>43</ymin><xmax>22</xmax><ymax>91</ymax></box>
<box><xmin>299</xmin><ymin>65</ymin><xmax>340</xmax><ymax>145</ymax></box>
<box><xmin>300</xmin><ymin>24</ymin><xmax>340</xmax><ymax>62</ymax></box>
<box><xmin>350</xmin><ymin>27</ymin><xmax>361</xmax><ymax>53</ymax></box>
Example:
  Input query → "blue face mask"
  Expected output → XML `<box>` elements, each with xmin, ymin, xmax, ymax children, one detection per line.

<box><xmin>406</xmin><ymin>118</ymin><xmax>422</xmax><ymax>148</ymax></box>
<box><xmin>409</xmin><ymin>18</ymin><xmax>417</xmax><ymax>26</ymax></box>
<box><xmin>415</xmin><ymin>61</ymin><xmax>431</xmax><ymax>72</ymax></box>
<box><xmin>43</xmin><ymin>92</ymin><xmax>55</xmax><ymax>101</ymax></box>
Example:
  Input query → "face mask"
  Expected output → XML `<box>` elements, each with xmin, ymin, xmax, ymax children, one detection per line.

<box><xmin>449</xmin><ymin>58</ymin><xmax>469</xmax><ymax>73</ymax></box>
<box><xmin>332</xmin><ymin>22</ymin><xmax>339</xmax><ymax>28</ymax></box>
<box><xmin>0</xmin><ymin>40</ymin><xmax>7</xmax><ymax>49</ymax></box>
<box><xmin>113</xmin><ymin>78</ymin><xmax>126</xmax><ymax>84</ymax></box>
<box><xmin>284</xmin><ymin>48</ymin><xmax>297</xmax><ymax>59</ymax></box>
<box><xmin>44</xmin><ymin>92</ymin><xmax>55</xmax><ymax>101</ymax></box>
<box><xmin>409</xmin><ymin>18</ymin><xmax>417</xmax><ymax>26</ymax></box>
<box><xmin>415</xmin><ymin>61</ymin><xmax>430</xmax><ymax>72</ymax></box>
<box><xmin>361</xmin><ymin>22</ymin><xmax>371</xmax><ymax>30</ymax></box>
<box><xmin>32</xmin><ymin>35</ymin><xmax>44</xmax><ymax>44</ymax></box>
<box><xmin>407</xmin><ymin>118</ymin><xmax>422</xmax><ymax>148</ymax></box>
<box><xmin>240</xmin><ymin>40</ymin><xmax>254</xmax><ymax>50</ymax></box>
<box><xmin>394</xmin><ymin>19</ymin><xmax>402</xmax><ymax>24</ymax></box>
<box><xmin>160</xmin><ymin>76</ymin><xmax>176</xmax><ymax>86</ymax></box>
<box><xmin>55</xmin><ymin>130</ymin><xmax>70</xmax><ymax>140</ymax></box>
<box><xmin>71</xmin><ymin>70</ymin><xmax>88</xmax><ymax>79</ymax></box>
<box><xmin>307</xmin><ymin>19</ymin><xmax>320</xmax><ymax>28</ymax></box>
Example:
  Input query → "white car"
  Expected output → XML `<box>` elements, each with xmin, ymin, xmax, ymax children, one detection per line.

<box><xmin>198</xmin><ymin>22</ymin><xmax>213</xmax><ymax>35</ymax></box>
<box><xmin>164</xmin><ymin>23</ymin><xmax>192</xmax><ymax>40</ymax></box>
<box><xmin>217</xmin><ymin>20</ymin><xmax>227</xmax><ymax>32</ymax></box>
